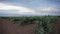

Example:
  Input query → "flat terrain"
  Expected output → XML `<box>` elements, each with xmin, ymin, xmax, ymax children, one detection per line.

<box><xmin>0</xmin><ymin>17</ymin><xmax>60</xmax><ymax>34</ymax></box>
<box><xmin>53</xmin><ymin>17</ymin><xmax>60</xmax><ymax>34</ymax></box>
<box><xmin>0</xmin><ymin>19</ymin><xmax>36</xmax><ymax>34</ymax></box>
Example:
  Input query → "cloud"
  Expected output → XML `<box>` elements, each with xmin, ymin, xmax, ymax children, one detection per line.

<box><xmin>0</xmin><ymin>3</ymin><xmax>60</xmax><ymax>16</ymax></box>
<box><xmin>35</xmin><ymin>6</ymin><xmax>60</xmax><ymax>12</ymax></box>
<box><xmin>0</xmin><ymin>3</ymin><xmax>36</xmax><ymax>14</ymax></box>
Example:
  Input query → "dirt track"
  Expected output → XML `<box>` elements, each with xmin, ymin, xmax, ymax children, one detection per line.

<box><xmin>0</xmin><ymin>17</ymin><xmax>60</xmax><ymax>34</ymax></box>
<box><xmin>0</xmin><ymin>19</ymin><xmax>36</xmax><ymax>34</ymax></box>
<box><xmin>53</xmin><ymin>17</ymin><xmax>60</xmax><ymax>34</ymax></box>
<box><xmin>0</xmin><ymin>19</ymin><xmax>3</xmax><ymax>34</ymax></box>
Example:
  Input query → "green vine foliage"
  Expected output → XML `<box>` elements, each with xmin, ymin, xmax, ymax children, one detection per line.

<box><xmin>35</xmin><ymin>16</ymin><xmax>57</xmax><ymax>34</ymax></box>
<box><xmin>0</xmin><ymin>16</ymin><xmax>57</xmax><ymax>34</ymax></box>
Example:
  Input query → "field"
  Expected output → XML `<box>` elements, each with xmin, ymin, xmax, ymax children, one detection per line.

<box><xmin>0</xmin><ymin>16</ymin><xmax>60</xmax><ymax>34</ymax></box>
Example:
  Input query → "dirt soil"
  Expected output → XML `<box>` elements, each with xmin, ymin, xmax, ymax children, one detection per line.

<box><xmin>0</xmin><ymin>19</ymin><xmax>36</xmax><ymax>34</ymax></box>
<box><xmin>52</xmin><ymin>17</ymin><xmax>60</xmax><ymax>34</ymax></box>
<box><xmin>0</xmin><ymin>17</ymin><xmax>60</xmax><ymax>34</ymax></box>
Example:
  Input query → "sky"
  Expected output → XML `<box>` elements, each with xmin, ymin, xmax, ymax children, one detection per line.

<box><xmin>0</xmin><ymin>0</ymin><xmax>60</xmax><ymax>16</ymax></box>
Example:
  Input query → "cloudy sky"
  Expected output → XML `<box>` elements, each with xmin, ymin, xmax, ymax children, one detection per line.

<box><xmin>0</xmin><ymin>0</ymin><xmax>60</xmax><ymax>16</ymax></box>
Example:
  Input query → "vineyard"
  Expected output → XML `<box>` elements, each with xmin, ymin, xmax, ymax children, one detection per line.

<box><xmin>0</xmin><ymin>16</ymin><xmax>57</xmax><ymax>34</ymax></box>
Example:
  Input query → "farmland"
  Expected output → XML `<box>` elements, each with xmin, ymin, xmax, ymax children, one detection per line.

<box><xmin>0</xmin><ymin>16</ymin><xmax>59</xmax><ymax>34</ymax></box>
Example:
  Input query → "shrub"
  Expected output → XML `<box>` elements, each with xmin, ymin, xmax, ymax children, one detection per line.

<box><xmin>35</xmin><ymin>16</ymin><xmax>57</xmax><ymax>34</ymax></box>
